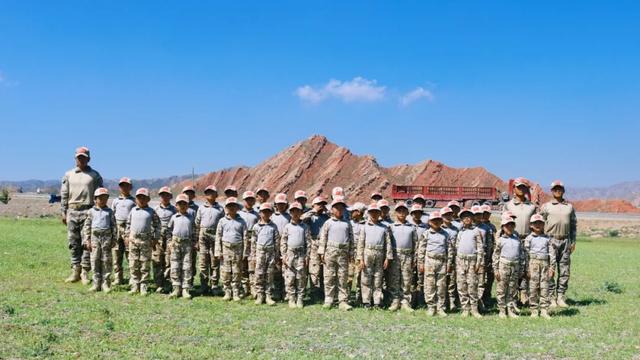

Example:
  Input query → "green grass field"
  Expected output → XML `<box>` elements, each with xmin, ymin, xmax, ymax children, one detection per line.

<box><xmin>1</xmin><ymin>218</ymin><xmax>639</xmax><ymax>359</ymax></box>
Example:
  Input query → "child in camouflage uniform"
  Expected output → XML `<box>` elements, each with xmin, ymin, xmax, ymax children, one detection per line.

<box><xmin>251</xmin><ymin>202</ymin><xmax>280</xmax><ymax>306</ymax></box>
<box><xmin>167</xmin><ymin>194</ymin><xmax>196</xmax><ymax>299</ymax></box>
<box><xmin>454</xmin><ymin>209</ymin><xmax>483</xmax><ymax>318</ymax></box>
<box><xmin>418</xmin><ymin>211</ymin><xmax>453</xmax><ymax>316</ymax></box>
<box><xmin>111</xmin><ymin>177</ymin><xmax>136</xmax><ymax>285</ymax></box>
<box><xmin>493</xmin><ymin>217</ymin><xmax>526</xmax><ymax>318</ymax></box>
<box><xmin>125</xmin><ymin>188</ymin><xmax>161</xmax><ymax>296</ymax></box>
<box><xmin>388</xmin><ymin>202</ymin><xmax>418</xmax><ymax>312</ymax></box>
<box><xmin>82</xmin><ymin>187</ymin><xmax>117</xmax><ymax>293</ymax></box>
<box><xmin>356</xmin><ymin>203</ymin><xmax>392</xmax><ymax>309</ymax></box>
<box><xmin>154</xmin><ymin>186</ymin><xmax>176</xmax><ymax>293</ymax></box>
<box><xmin>215</xmin><ymin>197</ymin><xmax>250</xmax><ymax>301</ymax></box>
<box><xmin>319</xmin><ymin>196</ymin><xmax>354</xmax><ymax>311</ymax></box>
<box><xmin>525</xmin><ymin>214</ymin><xmax>555</xmax><ymax>319</ymax></box>
<box><xmin>281</xmin><ymin>202</ymin><xmax>312</xmax><ymax>308</ymax></box>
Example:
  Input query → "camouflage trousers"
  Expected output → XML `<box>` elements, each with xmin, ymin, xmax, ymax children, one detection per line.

<box><xmin>242</xmin><ymin>258</ymin><xmax>254</xmax><ymax>296</ymax></box>
<box><xmin>322</xmin><ymin>245</ymin><xmax>350</xmax><ymax>304</ymax></box>
<box><xmin>477</xmin><ymin>251</ymin><xmax>493</xmax><ymax>301</ymax></box>
<box><xmin>496</xmin><ymin>258</ymin><xmax>520</xmax><ymax>311</ymax></box>
<box><xmin>197</xmin><ymin>229</ymin><xmax>217</xmax><ymax>289</ymax></box>
<box><xmin>128</xmin><ymin>233</ymin><xmax>153</xmax><ymax>286</ymax></box>
<box><xmin>455</xmin><ymin>255</ymin><xmax>479</xmax><ymax>310</ymax></box>
<box><xmin>360</xmin><ymin>248</ymin><xmax>385</xmax><ymax>306</ymax></box>
<box><xmin>390</xmin><ymin>250</ymin><xmax>415</xmax><ymax>305</ymax></box>
<box><xmin>348</xmin><ymin>258</ymin><xmax>361</xmax><ymax>303</ymax></box>
<box><xmin>424</xmin><ymin>253</ymin><xmax>447</xmax><ymax>310</ymax></box>
<box><xmin>170</xmin><ymin>237</ymin><xmax>193</xmax><ymax>289</ymax></box>
<box><xmin>446</xmin><ymin>264</ymin><xmax>457</xmax><ymax>307</ymax></box>
<box><xmin>66</xmin><ymin>208</ymin><xmax>91</xmax><ymax>270</ymax></box>
<box><xmin>112</xmin><ymin>221</ymin><xmax>129</xmax><ymax>282</ymax></box>
<box><xmin>549</xmin><ymin>237</ymin><xmax>572</xmax><ymax>296</ymax></box>
<box><xmin>152</xmin><ymin>229</ymin><xmax>168</xmax><ymax>288</ymax></box>
<box><xmin>284</xmin><ymin>247</ymin><xmax>307</xmax><ymax>300</ymax></box>
<box><xmin>90</xmin><ymin>229</ymin><xmax>114</xmax><ymax>285</ymax></box>
<box><xmin>529</xmin><ymin>257</ymin><xmax>550</xmax><ymax>310</ymax></box>
<box><xmin>309</xmin><ymin>238</ymin><xmax>324</xmax><ymax>291</ymax></box>
<box><xmin>254</xmin><ymin>245</ymin><xmax>277</xmax><ymax>297</ymax></box>
<box><xmin>221</xmin><ymin>242</ymin><xmax>244</xmax><ymax>294</ymax></box>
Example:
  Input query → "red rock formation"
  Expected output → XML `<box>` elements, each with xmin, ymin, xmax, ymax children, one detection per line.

<box><xmin>573</xmin><ymin>199</ymin><xmax>640</xmax><ymax>213</ymax></box>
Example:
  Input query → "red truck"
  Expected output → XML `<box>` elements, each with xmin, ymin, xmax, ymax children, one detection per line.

<box><xmin>391</xmin><ymin>184</ymin><xmax>504</xmax><ymax>208</ymax></box>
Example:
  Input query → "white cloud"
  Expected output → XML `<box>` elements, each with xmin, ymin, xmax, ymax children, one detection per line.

<box><xmin>295</xmin><ymin>77</ymin><xmax>386</xmax><ymax>103</ymax></box>
<box><xmin>400</xmin><ymin>87</ymin><xmax>434</xmax><ymax>106</ymax></box>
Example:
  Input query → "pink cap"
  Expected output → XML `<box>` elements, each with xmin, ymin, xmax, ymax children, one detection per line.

<box><xmin>412</xmin><ymin>194</ymin><xmax>425</xmax><ymax>201</ymax></box>
<box><xmin>530</xmin><ymin>214</ymin><xmax>545</xmax><ymax>223</ymax></box>
<box><xmin>289</xmin><ymin>202</ymin><xmax>303</xmax><ymax>211</ymax></box>
<box><xmin>332</xmin><ymin>187</ymin><xmax>344</xmax><ymax>197</ymax></box>
<box><xmin>182</xmin><ymin>186</ymin><xmax>195</xmax><ymax>193</ymax></box>
<box><xmin>480</xmin><ymin>204</ymin><xmax>492</xmax><ymax>213</ymax></box>
<box><xmin>331</xmin><ymin>195</ymin><xmax>347</xmax><ymax>207</ymax></box>
<box><xmin>242</xmin><ymin>191</ymin><xmax>256</xmax><ymax>200</ymax></box>
<box><xmin>471</xmin><ymin>205</ymin><xmax>483</xmax><ymax>214</ymax></box>
<box><xmin>370</xmin><ymin>192</ymin><xmax>383</xmax><ymax>199</ymax></box>
<box><xmin>75</xmin><ymin>146</ymin><xmax>90</xmax><ymax>158</ymax></box>
<box><xmin>350</xmin><ymin>202</ymin><xmax>367</xmax><ymax>212</ymax></box>
<box><xmin>118</xmin><ymin>177</ymin><xmax>132</xmax><ymax>185</ymax></box>
<box><xmin>550</xmin><ymin>180</ymin><xmax>565</xmax><ymax>189</ymax></box>
<box><xmin>429</xmin><ymin>211</ymin><xmax>443</xmax><ymax>220</ymax></box>
<box><xmin>158</xmin><ymin>186</ymin><xmax>172</xmax><ymax>195</ymax></box>
<box><xmin>204</xmin><ymin>185</ymin><xmax>218</xmax><ymax>193</ymax></box>
<box><xmin>394</xmin><ymin>201</ymin><xmax>408</xmax><ymax>211</ymax></box>
<box><xmin>274</xmin><ymin>193</ymin><xmax>288</xmax><ymax>204</ymax></box>
<box><xmin>377</xmin><ymin>199</ymin><xmax>390</xmax><ymax>209</ymax></box>
<box><xmin>175</xmin><ymin>194</ymin><xmax>189</xmax><ymax>204</ymax></box>
<box><xmin>259</xmin><ymin>202</ymin><xmax>274</xmax><ymax>212</ymax></box>
<box><xmin>312</xmin><ymin>196</ymin><xmax>327</xmax><ymax>205</ymax></box>
<box><xmin>502</xmin><ymin>211</ymin><xmax>517</xmax><ymax>219</ymax></box>
<box><xmin>440</xmin><ymin>206</ymin><xmax>453</xmax><ymax>215</ymax></box>
<box><xmin>501</xmin><ymin>218</ymin><xmax>516</xmax><ymax>226</ymax></box>
<box><xmin>135</xmin><ymin>188</ymin><xmax>150</xmax><ymax>197</ymax></box>
<box><xmin>225</xmin><ymin>197</ymin><xmax>239</xmax><ymax>207</ymax></box>
<box><xmin>256</xmin><ymin>187</ymin><xmax>269</xmax><ymax>194</ymax></box>
<box><xmin>459</xmin><ymin>208</ymin><xmax>473</xmax><ymax>217</ymax></box>
<box><xmin>93</xmin><ymin>187</ymin><xmax>109</xmax><ymax>197</ymax></box>
<box><xmin>410</xmin><ymin>204</ymin><xmax>424</xmax><ymax>213</ymax></box>
<box><xmin>447</xmin><ymin>200</ymin><xmax>461</xmax><ymax>208</ymax></box>
<box><xmin>368</xmin><ymin>203</ymin><xmax>381</xmax><ymax>212</ymax></box>
<box><xmin>224</xmin><ymin>185</ymin><xmax>237</xmax><ymax>193</ymax></box>
<box><xmin>294</xmin><ymin>190</ymin><xmax>307</xmax><ymax>200</ymax></box>
<box><xmin>514</xmin><ymin>177</ymin><xmax>530</xmax><ymax>187</ymax></box>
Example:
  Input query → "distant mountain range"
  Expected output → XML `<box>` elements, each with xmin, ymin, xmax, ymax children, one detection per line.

<box><xmin>567</xmin><ymin>181</ymin><xmax>640</xmax><ymax>207</ymax></box>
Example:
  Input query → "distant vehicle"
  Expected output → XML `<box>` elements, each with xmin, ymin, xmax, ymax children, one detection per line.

<box><xmin>391</xmin><ymin>184</ymin><xmax>501</xmax><ymax>208</ymax></box>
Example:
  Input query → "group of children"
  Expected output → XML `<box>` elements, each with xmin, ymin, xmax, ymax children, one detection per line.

<box><xmin>79</xmin><ymin>181</ymin><xmax>558</xmax><ymax>318</ymax></box>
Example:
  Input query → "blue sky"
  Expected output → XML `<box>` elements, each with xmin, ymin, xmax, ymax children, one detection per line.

<box><xmin>1</xmin><ymin>1</ymin><xmax>638</xmax><ymax>187</ymax></box>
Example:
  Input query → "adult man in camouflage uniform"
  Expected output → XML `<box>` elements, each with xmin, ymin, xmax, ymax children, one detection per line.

<box><xmin>540</xmin><ymin>180</ymin><xmax>577</xmax><ymax>308</ymax></box>
<box><xmin>318</xmin><ymin>196</ymin><xmax>354</xmax><ymax>310</ymax></box>
<box><xmin>154</xmin><ymin>186</ymin><xmax>176</xmax><ymax>292</ymax></box>
<box><xmin>111</xmin><ymin>177</ymin><xmax>136</xmax><ymax>285</ymax></box>
<box><xmin>303</xmin><ymin>196</ymin><xmax>329</xmax><ymax>299</ymax></box>
<box><xmin>503</xmin><ymin>177</ymin><xmax>538</xmax><ymax>307</ymax></box>
<box><xmin>61</xmin><ymin>146</ymin><xmax>103</xmax><ymax>284</ymax></box>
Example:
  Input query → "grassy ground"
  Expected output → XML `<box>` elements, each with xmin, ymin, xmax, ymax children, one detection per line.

<box><xmin>1</xmin><ymin>218</ymin><xmax>639</xmax><ymax>359</ymax></box>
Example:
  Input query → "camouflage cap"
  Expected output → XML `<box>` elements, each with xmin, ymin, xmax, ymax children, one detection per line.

<box><xmin>75</xmin><ymin>146</ymin><xmax>90</xmax><ymax>158</ymax></box>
